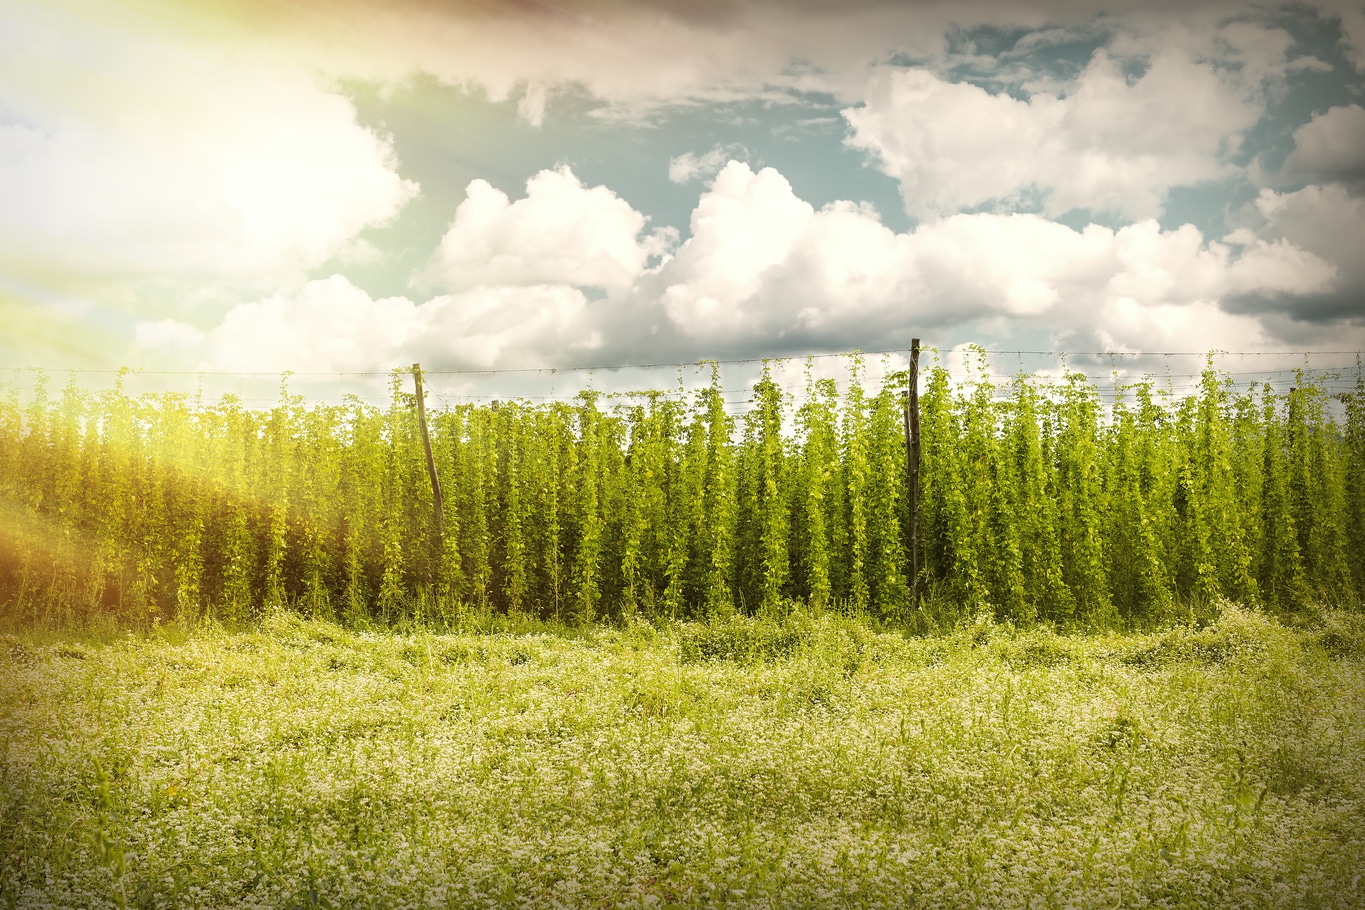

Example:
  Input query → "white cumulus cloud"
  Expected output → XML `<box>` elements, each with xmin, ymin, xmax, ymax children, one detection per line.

<box><xmin>138</xmin><ymin>275</ymin><xmax>605</xmax><ymax>373</ymax></box>
<box><xmin>139</xmin><ymin>164</ymin><xmax>1359</xmax><ymax>374</ymax></box>
<box><xmin>843</xmin><ymin>50</ymin><xmax>1259</xmax><ymax>221</ymax></box>
<box><xmin>641</xmin><ymin>162</ymin><xmax>1343</xmax><ymax>355</ymax></box>
<box><xmin>657</xmin><ymin>162</ymin><xmax>816</xmax><ymax>339</ymax></box>
<box><xmin>0</xmin><ymin>5</ymin><xmax>417</xmax><ymax>290</ymax></box>
<box><xmin>422</xmin><ymin>167</ymin><xmax>676</xmax><ymax>295</ymax></box>
<box><xmin>668</xmin><ymin>145</ymin><xmax>748</xmax><ymax>183</ymax></box>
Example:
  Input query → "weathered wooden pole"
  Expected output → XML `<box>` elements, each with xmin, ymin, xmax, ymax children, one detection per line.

<box><xmin>411</xmin><ymin>363</ymin><xmax>444</xmax><ymax>544</ymax></box>
<box><xmin>905</xmin><ymin>339</ymin><xmax>921</xmax><ymax>605</ymax></box>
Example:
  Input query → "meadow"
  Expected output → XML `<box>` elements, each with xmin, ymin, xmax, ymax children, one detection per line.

<box><xmin>3</xmin><ymin>606</ymin><xmax>1365</xmax><ymax>909</ymax></box>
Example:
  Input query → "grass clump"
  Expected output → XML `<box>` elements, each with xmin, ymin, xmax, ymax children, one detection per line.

<box><xmin>1309</xmin><ymin>610</ymin><xmax>1365</xmax><ymax>659</ymax></box>
<box><xmin>676</xmin><ymin>612</ymin><xmax>816</xmax><ymax>663</ymax></box>
<box><xmin>1118</xmin><ymin>604</ymin><xmax>1285</xmax><ymax>668</ymax></box>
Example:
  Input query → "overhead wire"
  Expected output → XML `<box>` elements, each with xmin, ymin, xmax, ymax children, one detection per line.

<box><xmin>6</xmin><ymin>349</ymin><xmax>1362</xmax><ymax>378</ymax></box>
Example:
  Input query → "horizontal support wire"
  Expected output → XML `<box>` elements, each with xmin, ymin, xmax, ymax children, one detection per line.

<box><xmin>5</xmin><ymin>349</ymin><xmax>1362</xmax><ymax>378</ymax></box>
<box><xmin>5</xmin><ymin>350</ymin><xmax>1360</xmax><ymax>417</ymax></box>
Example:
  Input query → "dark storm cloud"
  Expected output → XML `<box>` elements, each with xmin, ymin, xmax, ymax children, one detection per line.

<box><xmin>154</xmin><ymin>0</ymin><xmax>1350</xmax><ymax>50</ymax></box>
<box><xmin>303</xmin><ymin>0</ymin><xmax>1245</xmax><ymax>21</ymax></box>
<box><xmin>138</xmin><ymin>0</ymin><xmax>1364</xmax><ymax>125</ymax></box>
<box><xmin>1224</xmin><ymin>288</ymin><xmax>1365</xmax><ymax>323</ymax></box>
<box><xmin>1279</xmin><ymin>105</ymin><xmax>1365</xmax><ymax>189</ymax></box>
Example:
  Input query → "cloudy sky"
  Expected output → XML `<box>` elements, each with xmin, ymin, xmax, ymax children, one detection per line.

<box><xmin>3</xmin><ymin>0</ymin><xmax>1364</xmax><ymax>390</ymax></box>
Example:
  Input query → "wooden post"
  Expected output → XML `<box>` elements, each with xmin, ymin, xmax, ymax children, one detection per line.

<box><xmin>905</xmin><ymin>339</ymin><xmax>921</xmax><ymax>605</ymax></box>
<box><xmin>411</xmin><ymin>364</ymin><xmax>444</xmax><ymax>544</ymax></box>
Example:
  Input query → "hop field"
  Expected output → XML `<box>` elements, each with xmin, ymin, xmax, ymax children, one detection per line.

<box><xmin>3</xmin><ymin>606</ymin><xmax>1364</xmax><ymax>909</ymax></box>
<box><xmin>4</xmin><ymin>352</ymin><xmax>1365</xmax><ymax>632</ymax></box>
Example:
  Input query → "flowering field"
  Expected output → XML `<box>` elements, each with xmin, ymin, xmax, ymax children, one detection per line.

<box><xmin>3</xmin><ymin>606</ymin><xmax>1364</xmax><ymax>909</ymax></box>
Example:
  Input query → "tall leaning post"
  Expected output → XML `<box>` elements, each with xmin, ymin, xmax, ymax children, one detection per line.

<box><xmin>905</xmin><ymin>339</ymin><xmax>921</xmax><ymax>606</ymax></box>
<box><xmin>411</xmin><ymin>363</ymin><xmax>445</xmax><ymax>548</ymax></box>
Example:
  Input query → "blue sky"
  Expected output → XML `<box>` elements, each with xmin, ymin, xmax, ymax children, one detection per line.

<box><xmin>2</xmin><ymin>0</ymin><xmax>1364</xmax><ymax>394</ymax></box>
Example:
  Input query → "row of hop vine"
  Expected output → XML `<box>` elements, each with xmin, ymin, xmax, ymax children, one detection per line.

<box><xmin>2</xmin><ymin>352</ymin><xmax>1362</xmax><ymax>629</ymax></box>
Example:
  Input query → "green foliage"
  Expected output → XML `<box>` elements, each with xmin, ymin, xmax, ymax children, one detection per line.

<box><xmin>736</xmin><ymin>365</ymin><xmax>789</xmax><ymax>613</ymax></box>
<box><xmin>685</xmin><ymin>368</ymin><xmax>737</xmax><ymax>618</ymax></box>
<box><xmin>2</xmin><ymin>351</ymin><xmax>1362</xmax><ymax>630</ymax></box>
<box><xmin>569</xmin><ymin>391</ymin><xmax>606</xmax><ymax>624</ymax></box>
<box><xmin>792</xmin><ymin>368</ymin><xmax>839</xmax><ymax>609</ymax></box>
<box><xmin>1344</xmin><ymin>361</ymin><xmax>1365</xmax><ymax>600</ymax></box>
<box><xmin>1054</xmin><ymin>369</ymin><xmax>1112</xmax><ymax>625</ymax></box>
<box><xmin>839</xmin><ymin>357</ymin><xmax>873</xmax><ymax>612</ymax></box>
<box><xmin>1103</xmin><ymin>381</ymin><xmax>1175</xmax><ymax>623</ymax></box>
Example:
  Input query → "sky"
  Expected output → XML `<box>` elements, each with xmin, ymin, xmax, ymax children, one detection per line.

<box><xmin>2</xmin><ymin>0</ymin><xmax>1365</xmax><ymax>400</ymax></box>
